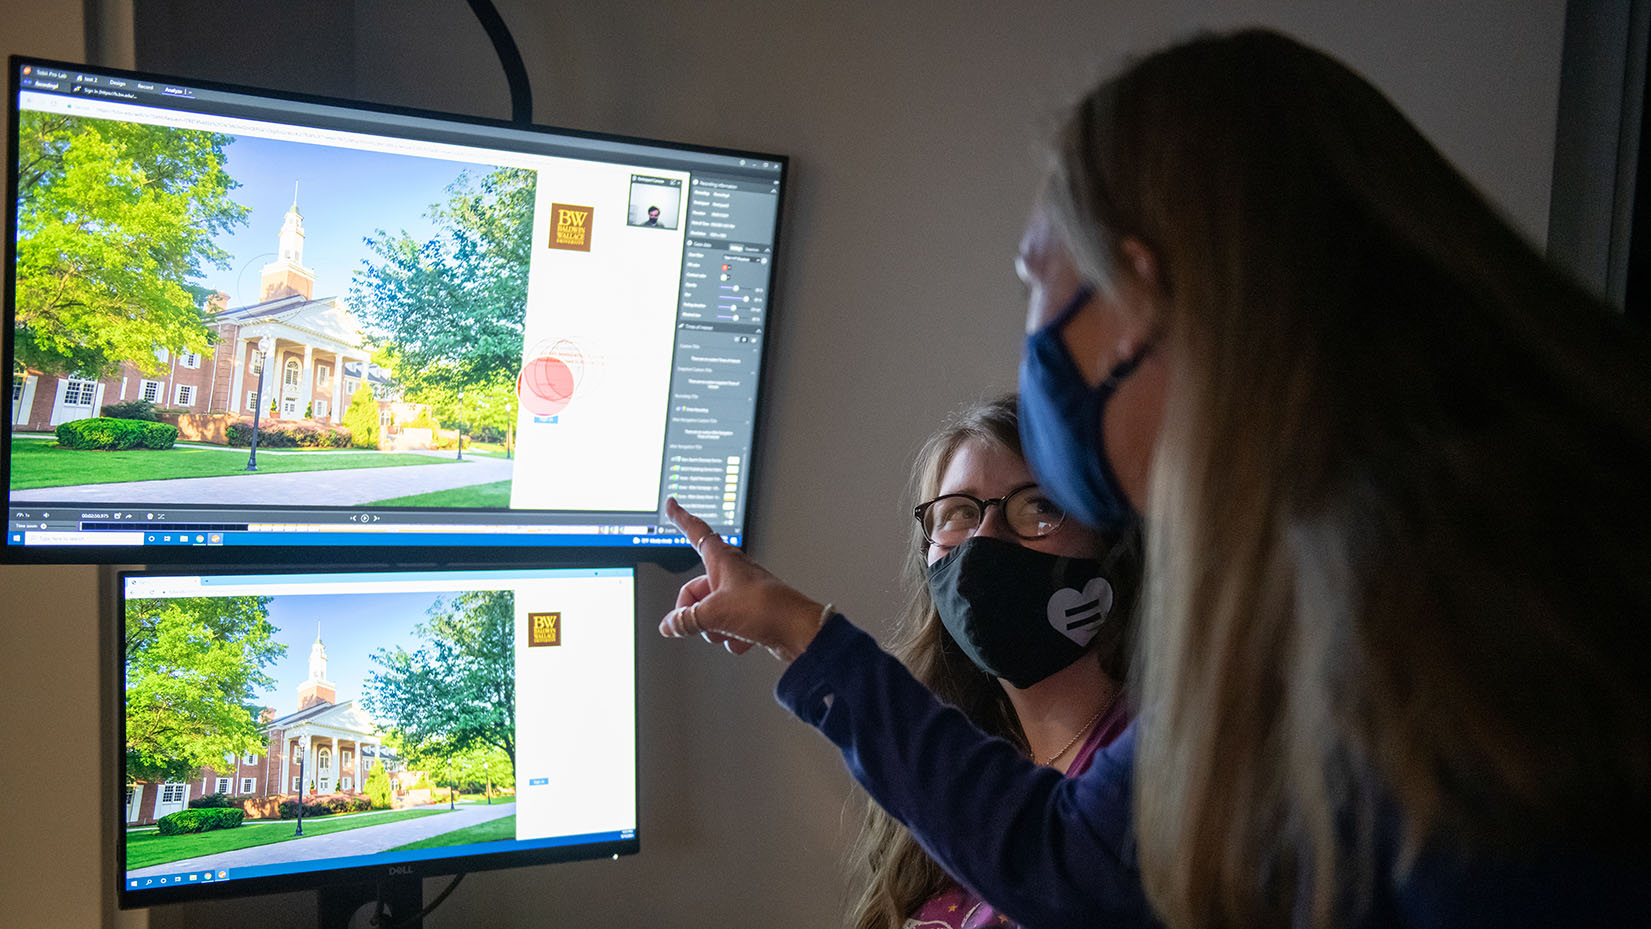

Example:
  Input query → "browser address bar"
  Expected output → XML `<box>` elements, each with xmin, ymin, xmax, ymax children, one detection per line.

<box><xmin>19</xmin><ymin>90</ymin><xmax>549</xmax><ymax>171</ymax></box>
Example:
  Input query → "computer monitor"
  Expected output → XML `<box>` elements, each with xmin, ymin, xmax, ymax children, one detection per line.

<box><xmin>4</xmin><ymin>56</ymin><xmax>784</xmax><ymax>565</ymax></box>
<box><xmin>113</xmin><ymin>564</ymin><xmax>638</xmax><ymax>919</ymax></box>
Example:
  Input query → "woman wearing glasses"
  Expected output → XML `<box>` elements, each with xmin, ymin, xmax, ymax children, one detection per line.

<box><xmin>849</xmin><ymin>395</ymin><xmax>1138</xmax><ymax>929</ymax></box>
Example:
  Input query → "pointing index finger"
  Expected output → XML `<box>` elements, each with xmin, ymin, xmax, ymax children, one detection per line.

<box><xmin>665</xmin><ymin>496</ymin><xmax>715</xmax><ymax>552</ymax></box>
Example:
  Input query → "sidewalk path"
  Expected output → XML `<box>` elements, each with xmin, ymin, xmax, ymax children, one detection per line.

<box><xmin>127</xmin><ymin>802</ymin><xmax>517</xmax><ymax>878</ymax></box>
<box><xmin>12</xmin><ymin>455</ymin><xmax>514</xmax><ymax>505</ymax></box>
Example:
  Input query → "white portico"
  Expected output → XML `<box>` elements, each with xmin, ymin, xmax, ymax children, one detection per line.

<box><xmin>273</xmin><ymin>626</ymin><xmax>383</xmax><ymax>795</ymax></box>
<box><xmin>214</xmin><ymin>187</ymin><xmax>375</xmax><ymax>423</ymax></box>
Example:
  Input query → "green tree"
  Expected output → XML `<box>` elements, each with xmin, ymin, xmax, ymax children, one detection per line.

<box><xmin>349</xmin><ymin>168</ymin><xmax>536</xmax><ymax>397</ymax></box>
<box><xmin>362</xmin><ymin>590</ymin><xmax>515</xmax><ymax>768</ymax></box>
<box><xmin>364</xmin><ymin>760</ymin><xmax>392</xmax><ymax>809</ymax></box>
<box><xmin>125</xmin><ymin>596</ymin><xmax>285</xmax><ymax>783</ymax></box>
<box><xmin>13</xmin><ymin>112</ymin><xmax>248</xmax><ymax>377</ymax></box>
<box><xmin>342</xmin><ymin>381</ymin><xmax>380</xmax><ymax>449</ymax></box>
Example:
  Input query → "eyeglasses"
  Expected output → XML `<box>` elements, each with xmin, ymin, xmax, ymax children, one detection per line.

<box><xmin>913</xmin><ymin>483</ymin><xmax>1067</xmax><ymax>546</ymax></box>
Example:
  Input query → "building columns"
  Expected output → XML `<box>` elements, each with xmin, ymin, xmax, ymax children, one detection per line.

<box><xmin>300</xmin><ymin>345</ymin><xmax>314</xmax><ymax>418</ymax></box>
<box><xmin>229</xmin><ymin>338</ymin><xmax>247</xmax><ymax>412</ymax></box>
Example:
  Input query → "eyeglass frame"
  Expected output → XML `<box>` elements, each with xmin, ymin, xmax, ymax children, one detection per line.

<box><xmin>912</xmin><ymin>482</ymin><xmax>1068</xmax><ymax>547</ymax></box>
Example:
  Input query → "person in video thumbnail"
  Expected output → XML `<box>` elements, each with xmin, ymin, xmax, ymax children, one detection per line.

<box><xmin>659</xmin><ymin>25</ymin><xmax>1651</xmax><ymax>929</ymax></box>
<box><xmin>848</xmin><ymin>396</ymin><xmax>1137</xmax><ymax>929</ymax></box>
<box><xmin>643</xmin><ymin>205</ymin><xmax>661</xmax><ymax>226</ymax></box>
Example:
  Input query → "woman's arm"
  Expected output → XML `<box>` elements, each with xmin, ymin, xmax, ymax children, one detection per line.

<box><xmin>659</xmin><ymin>501</ymin><xmax>1157</xmax><ymax>928</ymax></box>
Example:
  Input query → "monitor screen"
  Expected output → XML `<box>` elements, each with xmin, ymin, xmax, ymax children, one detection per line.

<box><xmin>116</xmin><ymin>564</ymin><xmax>637</xmax><ymax>909</ymax></box>
<box><xmin>5</xmin><ymin>56</ymin><xmax>783</xmax><ymax>564</ymax></box>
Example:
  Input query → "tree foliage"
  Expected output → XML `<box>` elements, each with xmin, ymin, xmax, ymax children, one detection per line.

<box><xmin>13</xmin><ymin>112</ymin><xmax>248</xmax><ymax>377</ymax></box>
<box><xmin>364</xmin><ymin>760</ymin><xmax>392</xmax><ymax>809</ymax></box>
<box><xmin>349</xmin><ymin>168</ymin><xmax>536</xmax><ymax>397</ymax></box>
<box><xmin>363</xmin><ymin>590</ymin><xmax>516</xmax><ymax>767</ymax></box>
<box><xmin>342</xmin><ymin>380</ymin><xmax>380</xmax><ymax>449</ymax></box>
<box><xmin>125</xmin><ymin>596</ymin><xmax>285</xmax><ymax>783</ymax></box>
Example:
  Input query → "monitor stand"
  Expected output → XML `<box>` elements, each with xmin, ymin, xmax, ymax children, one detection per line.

<box><xmin>317</xmin><ymin>876</ymin><xmax>422</xmax><ymax>929</ymax></box>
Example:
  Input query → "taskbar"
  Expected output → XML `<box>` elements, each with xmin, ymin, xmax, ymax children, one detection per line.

<box><xmin>8</xmin><ymin>529</ymin><xmax>737</xmax><ymax>548</ymax></box>
<box><xmin>123</xmin><ymin>826</ymin><xmax>637</xmax><ymax>896</ymax></box>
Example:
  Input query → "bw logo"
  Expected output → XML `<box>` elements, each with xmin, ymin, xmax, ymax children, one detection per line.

<box><xmin>529</xmin><ymin>611</ymin><xmax>562</xmax><ymax>647</ymax></box>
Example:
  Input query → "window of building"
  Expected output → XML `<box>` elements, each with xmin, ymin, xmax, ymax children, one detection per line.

<box><xmin>343</xmin><ymin>377</ymin><xmax>358</xmax><ymax>396</ymax></box>
<box><xmin>160</xmin><ymin>784</ymin><xmax>185</xmax><ymax>804</ymax></box>
<box><xmin>247</xmin><ymin>390</ymin><xmax>260</xmax><ymax>410</ymax></box>
<box><xmin>62</xmin><ymin>378</ymin><xmax>97</xmax><ymax>407</ymax></box>
<box><xmin>141</xmin><ymin>380</ymin><xmax>162</xmax><ymax>403</ymax></box>
<box><xmin>180</xmin><ymin>352</ymin><xmax>201</xmax><ymax>369</ymax></box>
<box><xmin>281</xmin><ymin>397</ymin><xmax>298</xmax><ymax>416</ymax></box>
<box><xmin>313</xmin><ymin>399</ymin><xmax>329</xmax><ymax>420</ymax></box>
<box><xmin>292</xmin><ymin>776</ymin><xmax>302</xmax><ymax>792</ymax></box>
<box><xmin>215</xmin><ymin>777</ymin><xmax>231</xmax><ymax>794</ymax></box>
<box><xmin>379</xmin><ymin>409</ymin><xmax>392</xmax><ymax>429</ymax></box>
<box><xmin>319</xmin><ymin>747</ymin><xmax>332</xmax><ymax>772</ymax></box>
<box><xmin>291</xmin><ymin>744</ymin><xmax>301</xmax><ymax>764</ymax></box>
<box><xmin>12</xmin><ymin>379</ymin><xmax>22</xmax><ymax>406</ymax></box>
<box><xmin>317</xmin><ymin>365</ymin><xmax>331</xmax><ymax>387</ymax></box>
<box><xmin>284</xmin><ymin>358</ymin><xmax>301</xmax><ymax>389</ymax></box>
<box><xmin>244</xmin><ymin>753</ymin><xmax>258</xmax><ymax>765</ymax></box>
<box><xmin>250</xmin><ymin>352</ymin><xmax>264</xmax><ymax>375</ymax></box>
<box><xmin>241</xmin><ymin>778</ymin><xmax>256</xmax><ymax>794</ymax></box>
<box><xmin>174</xmin><ymin>384</ymin><xmax>195</xmax><ymax>406</ymax></box>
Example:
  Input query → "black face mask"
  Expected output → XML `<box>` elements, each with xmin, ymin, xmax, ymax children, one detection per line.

<box><xmin>927</xmin><ymin>536</ymin><xmax>1116</xmax><ymax>689</ymax></box>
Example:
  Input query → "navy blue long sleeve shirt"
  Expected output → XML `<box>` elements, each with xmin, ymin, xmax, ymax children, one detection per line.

<box><xmin>777</xmin><ymin>614</ymin><xmax>1651</xmax><ymax>929</ymax></box>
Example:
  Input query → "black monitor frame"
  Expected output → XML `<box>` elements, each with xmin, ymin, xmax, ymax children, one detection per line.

<box><xmin>105</xmin><ymin>560</ymin><xmax>643</xmax><ymax>918</ymax></box>
<box><xmin>5</xmin><ymin>55</ymin><xmax>785</xmax><ymax>572</ymax></box>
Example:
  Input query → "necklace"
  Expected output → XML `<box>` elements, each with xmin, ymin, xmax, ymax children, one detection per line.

<box><xmin>1034</xmin><ymin>686</ymin><xmax>1121</xmax><ymax>767</ymax></box>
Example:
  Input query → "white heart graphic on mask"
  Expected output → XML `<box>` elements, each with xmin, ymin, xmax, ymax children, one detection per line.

<box><xmin>1046</xmin><ymin>577</ymin><xmax>1114</xmax><ymax>647</ymax></box>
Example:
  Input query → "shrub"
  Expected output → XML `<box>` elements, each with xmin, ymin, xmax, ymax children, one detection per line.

<box><xmin>156</xmin><ymin>807</ymin><xmax>244</xmax><ymax>835</ymax></box>
<box><xmin>56</xmin><ymin>417</ymin><xmax>177</xmax><ymax>450</ymax></box>
<box><xmin>276</xmin><ymin>794</ymin><xmax>369</xmax><ymax>819</ymax></box>
<box><xmin>365</xmin><ymin>761</ymin><xmax>392</xmax><ymax>810</ymax></box>
<box><xmin>188</xmin><ymin>793</ymin><xmax>236</xmax><ymax>809</ymax></box>
<box><xmin>100</xmin><ymin>399</ymin><xmax>159</xmax><ymax>421</ymax></box>
<box><xmin>226</xmin><ymin>420</ymin><xmax>352</xmax><ymax>449</ymax></box>
<box><xmin>342</xmin><ymin>382</ymin><xmax>380</xmax><ymax>449</ymax></box>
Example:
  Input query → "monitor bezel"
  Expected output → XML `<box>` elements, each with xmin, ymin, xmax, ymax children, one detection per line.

<box><xmin>4</xmin><ymin>54</ymin><xmax>785</xmax><ymax>571</ymax></box>
<box><xmin>108</xmin><ymin>561</ymin><xmax>643</xmax><ymax>912</ymax></box>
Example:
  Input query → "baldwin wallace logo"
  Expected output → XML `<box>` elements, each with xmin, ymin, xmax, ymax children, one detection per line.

<box><xmin>549</xmin><ymin>204</ymin><xmax>593</xmax><ymax>251</ymax></box>
<box><xmin>528</xmin><ymin>611</ymin><xmax>562</xmax><ymax>647</ymax></box>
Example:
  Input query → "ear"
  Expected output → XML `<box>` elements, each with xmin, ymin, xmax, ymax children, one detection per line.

<box><xmin>1117</xmin><ymin>236</ymin><xmax>1162</xmax><ymax>293</ymax></box>
<box><xmin>1113</xmin><ymin>237</ymin><xmax>1166</xmax><ymax>355</ymax></box>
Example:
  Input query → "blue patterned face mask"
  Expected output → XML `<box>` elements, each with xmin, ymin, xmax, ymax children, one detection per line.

<box><xmin>1017</xmin><ymin>285</ymin><xmax>1151</xmax><ymax>533</ymax></box>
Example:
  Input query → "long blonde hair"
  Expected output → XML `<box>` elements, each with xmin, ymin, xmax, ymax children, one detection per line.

<box><xmin>846</xmin><ymin>395</ymin><xmax>1139</xmax><ymax>929</ymax></box>
<box><xmin>1045</xmin><ymin>29</ymin><xmax>1651</xmax><ymax>928</ymax></box>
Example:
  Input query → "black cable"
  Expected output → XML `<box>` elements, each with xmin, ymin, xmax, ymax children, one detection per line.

<box><xmin>373</xmin><ymin>872</ymin><xmax>467</xmax><ymax>928</ymax></box>
<box><xmin>464</xmin><ymin>0</ymin><xmax>534</xmax><ymax>124</ymax></box>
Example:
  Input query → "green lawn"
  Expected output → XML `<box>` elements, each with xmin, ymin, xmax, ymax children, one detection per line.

<box><xmin>10</xmin><ymin>437</ymin><xmax>453</xmax><ymax>490</ymax></box>
<box><xmin>389</xmin><ymin>814</ymin><xmax>516</xmax><ymax>852</ymax></box>
<box><xmin>125</xmin><ymin>808</ymin><xmax>448</xmax><ymax>869</ymax></box>
<box><xmin>366</xmin><ymin>480</ymin><xmax>512</xmax><ymax>507</ymax></box>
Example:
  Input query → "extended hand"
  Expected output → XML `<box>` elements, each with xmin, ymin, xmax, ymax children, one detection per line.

<box><xmin>659</xmin><ymin>498</ymin><xmax>828</xmax><ymax>661</ymax></box>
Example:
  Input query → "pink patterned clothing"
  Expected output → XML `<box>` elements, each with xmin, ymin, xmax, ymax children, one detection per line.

<box><xmin>902</xmin><ymin>698</ymin><xmax>1132</xmax><ymax>929</ymax></box>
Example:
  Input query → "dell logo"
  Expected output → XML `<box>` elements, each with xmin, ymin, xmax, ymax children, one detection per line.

<box><xmin>387</xmin><ymin>866</ymin><xmax>414</xmax><ymax>876</ymax></box>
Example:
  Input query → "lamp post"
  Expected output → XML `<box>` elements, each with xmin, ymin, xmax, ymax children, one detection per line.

<box><xmin>246</xmin><ymin>336</ymin><xmax>274</xmax><ymax>471</ymax></box>
<box><xmin>455</xmin><ymin>388</ymin><xmax>464</xmax><ymax>461</ymax></box>
<box><xmin>484</xmin><ymin>760</ymin><xmax>491</xmax><ymax>805</ymax></box>
<box><xmin>447</xmin><ymin>757</ymin><xmax>456</xmax><ymax>810</ymax></box>
<box><xmin>504</xmin><ymin>401</ymin><xmax>513</xmax><ymax>460</ymax></box>
<box><xmin>293</xmin><ymin>742</ymin><xmax>306</xmax><ymax>836</ymax></box>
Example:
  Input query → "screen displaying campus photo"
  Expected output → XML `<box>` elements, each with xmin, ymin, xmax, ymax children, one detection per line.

<box><xmin>118</xmin><ymin>566</ymin><xmax>637</xmax><ymax>905</ymax></box>
<box><xmin>4</xmin><ymin>58</ymin><xmax>784</xmax><ymax>559</ymax></box>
